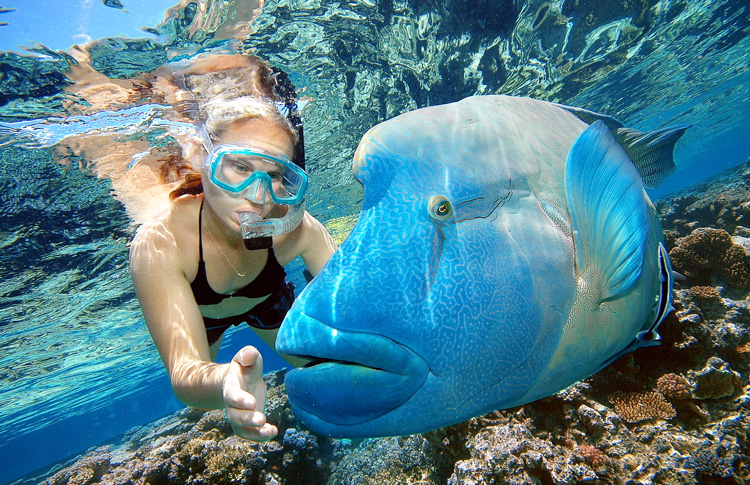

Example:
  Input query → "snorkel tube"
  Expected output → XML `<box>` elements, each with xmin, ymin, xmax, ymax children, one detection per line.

<box><xmin>237</xmin><ymin>66</ymin><xmax>307</xmax><ymax>250</ymax></box>
<box><xmin>239</xmin><ymin>202</ymin><xmax>305</xmax><ymax>250</ymax></box>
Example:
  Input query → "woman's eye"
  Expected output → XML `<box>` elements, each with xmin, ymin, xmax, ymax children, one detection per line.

<box><xmin>230</xmin><ymin>161</ymin><xmax>252</xmax><ymax>173</ymax></box>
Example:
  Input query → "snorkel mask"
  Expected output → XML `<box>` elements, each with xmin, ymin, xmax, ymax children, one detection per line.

<box><xmin>203</xmin><ymin>139</ymin><xmax>309</xmax><ymax>249</ymax></box>
<box><xmin>241</xmin><ymin>67</ymin><xmax>307</xmax><ymax>249</ymax></box>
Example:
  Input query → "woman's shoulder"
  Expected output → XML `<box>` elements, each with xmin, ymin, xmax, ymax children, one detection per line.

<box><xmin>166</xmin><ymin>195</ymin><xmax>203</xmax><ymax>233</ymax></box>
<box><xmin>273</xmin><ymin>210</ymin><xmax>336</xmax><ymax>265</ymax></box>
<box><xmin>130</xmin><ymin>195</ymin><xmax>202</xmax><ymax>270</ymax></box>
<box><xmin>275</xmin><ymin>210</ymin><xmax>319</xmax><ymax>245</ymax></box>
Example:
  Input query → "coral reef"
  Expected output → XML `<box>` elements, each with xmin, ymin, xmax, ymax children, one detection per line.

<box><xmin>328</xmin><ymin>436</ymin><xmax>441</xmax><ymax>485</ymax></box>
<box><xmin>576</xmin><ymin>444</ymin><xmax>607</xmax><ymax>470</ymax></box>
<box><xmin>448</xmin><ymin>422</ymin><xmax>599</xmax><ymax>484</ymax></box>
<box><xmin>691</xmin><ymin>357</ymin><xmax>742</xmax><ymax>400</ymax></box>
<box><xmin>607</xmin><ymin>390</ymin><xmax>676</xmax><ymax>423</ymax></box>
<box><xmin>669</xmin><ymin>228</ymin><xmax>750</xmax><ymax>289</ymax></box>
<box><xmin>689</xmin><ymin>285</ymin><xmax>722</xmax><ymax>302</ymax></box>
<box><xmin>35</xmin><ymin>162</ymin><xmax>750</xmax><ymax>485</ymax></box>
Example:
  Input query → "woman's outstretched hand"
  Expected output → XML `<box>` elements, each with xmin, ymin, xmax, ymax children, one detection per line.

<box><xmin>222</xmin><ymin>346</ymin><xmax>278</xmax><ymax>441</ymax></box>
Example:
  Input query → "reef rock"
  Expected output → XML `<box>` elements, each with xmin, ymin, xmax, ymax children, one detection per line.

<box><xmin>692</xmin><ymin>357</ymin><xmax>742</xmax><ymax>400</ymax></box>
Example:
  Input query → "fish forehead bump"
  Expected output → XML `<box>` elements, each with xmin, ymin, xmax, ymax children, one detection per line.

<box><xmin>356</xmin><ymin>100</ymin><xmax>491</xmax><ymax>170</ymax></box>
<box><xmin>353</xmin><ymin>96</ymin><xmax>576</xmax><ymax>183</ymax></box>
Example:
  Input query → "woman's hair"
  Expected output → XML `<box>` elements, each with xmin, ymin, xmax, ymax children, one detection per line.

<box><xmin>168</xmin><ymin>54</ymin><xmax>298</xmax><ymax>201</ymax></box>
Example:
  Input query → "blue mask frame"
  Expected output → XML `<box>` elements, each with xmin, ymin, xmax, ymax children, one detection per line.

<box><xmin>206</xmin><ymin>144</ymin><xmax>308</xmax><ymax>205</ymax></box>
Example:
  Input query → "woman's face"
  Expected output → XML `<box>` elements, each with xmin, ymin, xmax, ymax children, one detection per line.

<box><xmin>202</xmin><ymin>118</ymin><xmax>295</xmax><ymax>232</ymax></box>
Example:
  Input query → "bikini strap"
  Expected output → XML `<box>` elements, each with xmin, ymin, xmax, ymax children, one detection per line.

<box><xmin>198</xmin><ymin>199</ymin><xmax>205</xmax><ymax>264</ymax></box>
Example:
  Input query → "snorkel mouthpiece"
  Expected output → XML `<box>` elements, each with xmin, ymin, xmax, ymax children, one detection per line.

<box><xmin>239</xmin><ymin>202</ymin><xmax>306</xmax><ymax>250</ymax></box>
<box><xmin>240</xmin><ymin>212</ymin><xmax>273</xmax><ymax>249</ymax></box>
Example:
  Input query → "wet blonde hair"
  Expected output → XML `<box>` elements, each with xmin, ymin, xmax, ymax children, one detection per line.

<box><xmin>181</xmin><ymin>56</ymin><xmax>297</xmax><ymax>141</ymax></box>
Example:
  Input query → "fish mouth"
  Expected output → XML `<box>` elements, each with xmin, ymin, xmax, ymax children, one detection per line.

<box><xmin>276</xmin><ymin>308</ymin><xmax>429</xmax><ymax>428</ymax></box>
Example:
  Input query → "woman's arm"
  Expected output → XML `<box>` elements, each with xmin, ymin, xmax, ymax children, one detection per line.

<box><xmin>130</xmin><ymin>221</ymin><xmax>224</xmax><ymax>406</ymax></box>
<box><xmin>296</xmin><ymin>211</ymin><xmax>338</xmax><ymax>276</ymax></box>
<box><xmin>129</xmin><ymin>221</ymin><xmax>276</xmax><ymax>440</ymax></box>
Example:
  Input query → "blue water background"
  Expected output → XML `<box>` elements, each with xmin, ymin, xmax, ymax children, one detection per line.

<box><xmin>1</xmin><ymin>0</ymin><xmax>749</xmax><ymax>482</ymax></box>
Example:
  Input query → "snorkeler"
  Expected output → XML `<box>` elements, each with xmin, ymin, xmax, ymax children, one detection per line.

<box><xmin>129</xmin><ymin>53</ymin><xmax>337</xmax><ymax>441</ymax></box>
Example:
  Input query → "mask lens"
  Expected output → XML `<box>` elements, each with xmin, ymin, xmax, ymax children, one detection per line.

<box><xmin>208</xmin><ymin>146</ymin><xmax>307</xmax><ymax>204</ymax></box>
<box><xmin>217</xmin><ymin>153</ymin><xmax>261</xmax><ymax>187</ymax></box>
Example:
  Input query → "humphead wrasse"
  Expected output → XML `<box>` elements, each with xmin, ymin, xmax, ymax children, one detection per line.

<box><xmin>276</xmin><ymin>95</ymin><xmax>688</xmax><ymax>438</ymax></box>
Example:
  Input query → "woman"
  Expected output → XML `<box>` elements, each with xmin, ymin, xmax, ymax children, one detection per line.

<box><xmin>129</xmin><ymin>53</ymin><xmax>336</xmax><ymax>442</ymax></box>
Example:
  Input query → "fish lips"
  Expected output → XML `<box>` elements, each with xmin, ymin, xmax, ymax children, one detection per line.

<box><xmin>276</xmin><ymin>308</ymin><xmax>429</xmax><ymax>429</ymax></box>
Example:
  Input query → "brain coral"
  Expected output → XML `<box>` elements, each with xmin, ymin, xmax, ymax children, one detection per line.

<box><xmin>608</xmin><ymin>391</ymin><xmax>676</xmax><ymax>423</ymax></box>
<box><xmin>669</xmin><ymin>228</ymin><xmax>750</xmax><ymax>288</ymax></box>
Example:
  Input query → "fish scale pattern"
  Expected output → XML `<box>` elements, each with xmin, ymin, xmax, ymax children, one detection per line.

<box><xmin>332</xmin><ymin>138</ymin><xmax>550</xmax><ymax>399</ymax></box>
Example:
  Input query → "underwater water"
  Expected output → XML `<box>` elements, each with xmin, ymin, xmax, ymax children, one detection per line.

<box><xmin>0</xmin><ymin>0</ymin><xmax>748</xmax><ymax>483</ymax></box>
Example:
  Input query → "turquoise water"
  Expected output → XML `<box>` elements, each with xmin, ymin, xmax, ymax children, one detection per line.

<box><xmin>0</xmin><ymin>0</ymin><xmax>748</xmax><ymax>482</ymax></box>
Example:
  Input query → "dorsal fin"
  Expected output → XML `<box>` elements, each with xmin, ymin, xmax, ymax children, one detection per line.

<box><xmin>555</xmin><ymin>103</ymin><xmax>689</xmax><ymax>188</ymax></box>
<box><xmin>565</xmin><ymin>121</ymin><xmax>650</xmax><ymax>302</ymax></box>
<box><xmin>612</xmin><ymin>125</ymin><xmax>690</xmax><ymax>188</ymax></box>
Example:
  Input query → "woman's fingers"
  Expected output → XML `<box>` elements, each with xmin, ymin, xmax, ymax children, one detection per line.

<box><xmin>234</xmin><ymin>422</ymin><xmax>279</xmax><ymax>442</ymax></box>
<box><xmin>222</xmin><ymin>346</ymin><xmax>277</xmax><ymax>441</ymax></box>
<box><xmin>222</xmin><ymin>346</ymin><xmax>263</xmax><ymax>408</ymax></box>
<box><xmin>225</xmin><ymin>406</ymin><xmax>266</xmax><ymax>427</ymax></box>
<box><xmin>222</xmin><ymin>368</ymin><xmax>258</xmax><ymax>409</ymax></box>
<box><xmin>224</xmin><ymin>402</ymin><xmax>279</xmax><ymax>441</ymax></box>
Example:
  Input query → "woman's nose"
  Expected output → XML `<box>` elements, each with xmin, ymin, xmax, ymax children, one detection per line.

<box><xmin>244</xmin><ymin>178</ymin><xmax>271</xmax><ymax>204</ymax></box>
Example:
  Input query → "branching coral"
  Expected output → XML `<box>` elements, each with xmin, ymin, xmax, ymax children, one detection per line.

<box><xmin>723</xmin><ymin>244</ymin><xmax>750</xmax><ymax>287</ymax></box>
<box><xmin>690</xmin><ymin>445</ymin><xmax>737</xmax><ymax>479</ymax></box>
<box><xmin>669</xmin><ymin>228</ymin><xmax>733</xmax><ymax>276</ymax></box>
<box><xmin>656</xmin><ymin>373</ymin><xmax>693</xmax><ymax>401</ymax></box>
<box><xmin>688</xmin><ymin>285</ymin><xmax>721</xmax><ymax>302</ymax></box>
<box><xmin>203</xmin><ymin>442</ymin><xmax>260</xmax><ymax>484</ymax></box>
<box><xmin>608</xmin><ymin>391</ymin><xmax>676</xmax><ymax>423</ymax></box>
<box><xmin>192</xmin><ymin>409</ymin><xmax>231</xmax><ymax>434</ymax></box>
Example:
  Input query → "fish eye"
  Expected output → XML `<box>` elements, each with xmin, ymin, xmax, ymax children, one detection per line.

<box><xmin>428</xmin><ymin>196</ymin><xmax>453</xmax><ymax>221</ymax></box>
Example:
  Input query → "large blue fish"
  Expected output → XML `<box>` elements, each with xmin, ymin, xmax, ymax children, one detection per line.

<box><xmin>276</xmin><ymin>95</ymin><xmax>688</xmax><ymax>438</ymax></box>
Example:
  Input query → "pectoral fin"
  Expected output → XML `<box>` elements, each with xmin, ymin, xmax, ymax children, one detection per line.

<box><xmin>565</xmin><ymin>121</ymin><xmax>650</xmax><ymax>302</ymax></box>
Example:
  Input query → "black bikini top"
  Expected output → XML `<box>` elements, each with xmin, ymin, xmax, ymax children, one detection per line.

<box><xmin>190</xmin><ymin>202</ymin><xmax>287</xmax><ymax>306</ymax></box>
